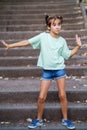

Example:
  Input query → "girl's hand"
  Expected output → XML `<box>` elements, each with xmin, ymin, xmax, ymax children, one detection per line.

<box><xmin>0</xmin><ymin>40</ymin><xmax>10</xmax><ymax>49</ymax></box>
<box><xmin>75</xmin><ymin>34</ymin><xmax>82</xmax><ymax>47</ymax></box>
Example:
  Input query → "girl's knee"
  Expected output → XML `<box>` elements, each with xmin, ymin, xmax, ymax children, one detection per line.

<box><xmin>38</xmin><ymin>96</ymin><xmax>45</xmax><ymax>103</ymax></box>
<box><xmin>59</xmin><ymin>93</ymin><xmax>67</xmax><ymax>101</ymax></box>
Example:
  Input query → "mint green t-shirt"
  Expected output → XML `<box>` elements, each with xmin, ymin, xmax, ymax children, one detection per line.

<box><xmin>28</xmin><ymin>32</ymin><xmax>71</xmax><ymax>70</ymax></box>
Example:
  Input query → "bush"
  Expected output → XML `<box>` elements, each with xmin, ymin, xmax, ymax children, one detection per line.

<box><xmin>84</xmin><ymin>0</ymin><xmax>87</xmax><ymax>3</ymax></box>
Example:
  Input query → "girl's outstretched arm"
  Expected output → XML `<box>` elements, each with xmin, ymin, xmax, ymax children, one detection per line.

<box><xmin>70</xmin><ymin>34</ymin><xmax>82</xmax><ymax>57</ymax></box>
<box><xmin>0</xmin><ymin>40</ymin><xmax>29</xmax><ymax>49</ymax></box>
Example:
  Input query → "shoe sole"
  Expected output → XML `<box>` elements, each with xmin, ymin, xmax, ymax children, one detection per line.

<box><xmin>28</xmin><ymin>124</ymin><xmax>43</xmax><ymax>129</ymax></box>
<box><xmin>62</xmin><ymin>123</ymin><xmax>75</xmax><ymax>129</ymax></box>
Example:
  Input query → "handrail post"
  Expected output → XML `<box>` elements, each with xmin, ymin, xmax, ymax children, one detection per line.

<box><xmin>80</xmin><ymin>0</ymin><xmax>87</xmax><ymax>28</ymax></box>
<box><xmin>77</xmin><ymin>0</ymin><xmax>83</xmax><ymax>4</ymax></box>
<box><xmin>79</xmin><ymin>0</ymin><xmax>82</xmax><ymax>3</ymax></box>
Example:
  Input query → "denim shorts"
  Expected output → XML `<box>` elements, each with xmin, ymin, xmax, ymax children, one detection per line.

<box><xmin>41</xmin><ymin>69</ymin><xmax>66</xmax><ymax>80</ymax></box>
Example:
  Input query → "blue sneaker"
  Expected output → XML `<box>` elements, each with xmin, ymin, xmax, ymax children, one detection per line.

<box><xmin>62</xmin><ymin>119</ymin><xmax>75</xmax><ymax>129</ymax></box>
<box><xmin>28</xmin><ymin>119</ymin><xmax>43</xmax><ymax>129</ymax></box>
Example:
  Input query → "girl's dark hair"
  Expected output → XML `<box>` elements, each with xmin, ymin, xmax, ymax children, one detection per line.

<box><xmin>45</xmin><ymin>15</ymin><xmax>63</xmax><ymax>27</ymax></box>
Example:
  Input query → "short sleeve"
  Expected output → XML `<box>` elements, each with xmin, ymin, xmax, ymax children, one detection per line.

<box><xmin>28</xmin><ymin>33</ymin><xmax>42</xmax><ymax>49</ymax></box>
<box><xmin>61</xmin><ymin>40</ymin><xmax>71</xmax><ymax>60</ymax></box>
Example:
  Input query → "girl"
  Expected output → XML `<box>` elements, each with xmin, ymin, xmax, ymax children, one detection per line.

<box><xmin>0</xmin><ymin>15</ymin><xmax>82</xmax><ymax>129</ymax></box>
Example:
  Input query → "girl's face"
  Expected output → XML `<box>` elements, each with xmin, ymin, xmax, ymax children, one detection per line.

<box><xmin>49</xmin><ymin>18</ymin><xmax>62</xmax><ymax>37</ymax></box>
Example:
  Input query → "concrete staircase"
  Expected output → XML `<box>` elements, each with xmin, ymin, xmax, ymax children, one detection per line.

<box><xmin>0</xmin><ymin>0</ymin><xmax>87</xmax><ymax>129</ymax></box>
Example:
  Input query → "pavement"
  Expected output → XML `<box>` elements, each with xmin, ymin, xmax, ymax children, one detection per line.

<box><xmin>0</xmin><ymin>121</ymin><xmax>87</xmax><ymax>130</ymax></box>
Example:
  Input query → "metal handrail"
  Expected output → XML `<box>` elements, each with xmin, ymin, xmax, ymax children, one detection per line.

<box><xmin>77</xmin><ymin>0</ymin><xmax>82</xmax><ymax>4</ymax></box>
<box><xmin>79</xmin><ymin>0</ymin><xmax>87</xmax><ymax>27</ymax></box>
<box><xmin>79</xmin><ymin>0</ymin><xmax>87</xmax><ymax>3</ymax></box>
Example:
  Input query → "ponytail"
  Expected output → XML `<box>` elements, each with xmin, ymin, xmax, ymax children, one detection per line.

<box><xmin>45</xmin><ymin>15</ymin><xmax>50</xmax><ymax>26</ymax></box>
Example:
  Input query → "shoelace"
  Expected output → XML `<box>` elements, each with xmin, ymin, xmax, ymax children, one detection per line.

<box><xmin>66</xmin><ymin>120</ymin><xmax>74</xmax><ymax>126</ymax></box>
<box><xmin>31</xmin><ymin>119</ymin><xmax>39</xmax><ymax>125</ymax></box>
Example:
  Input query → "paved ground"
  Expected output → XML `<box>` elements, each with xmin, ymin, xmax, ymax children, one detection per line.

<box><xmin>0</xmin><ymin>121</ymin><xmax>87</xmax><ymax>130</ymax></box>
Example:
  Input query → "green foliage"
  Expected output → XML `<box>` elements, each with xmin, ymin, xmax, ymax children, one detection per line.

<box><xmin>84</xmin><ymin>0</ymin><xmax>87</xmax><ymax>3</ymax></box>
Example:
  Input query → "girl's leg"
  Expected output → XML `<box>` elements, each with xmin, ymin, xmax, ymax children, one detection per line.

<box><xmin>37</xmin><ymin>80</ymin><xmax>52</xmax><ymax>120</ymax></box>
<box><xmin>56</xmin><ymin>77</ymin><xmax>68</xmax><ymax>120</ymax></box>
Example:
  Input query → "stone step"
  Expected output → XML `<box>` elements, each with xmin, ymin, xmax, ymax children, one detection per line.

<box><xmin>0</xmin><ymin>12</ymin><xmax>82</xmax><ymax>19</ymax></box>
<box><xmin>0</xmin><ymin>0</ymin><xmax>76</xmax><ymax>4</ymax></box>
<box><xmin>0</xmin><ymin>23</ymin><xmax>84</xmax><ymax>31</ymax></box>
<box><xmin>0</xmin><ymin>77</ymin><xmax>87</xmax><ymax>103</ymax></box>
<box><xmin>0</xmin><ymin>2</ymin><xmax>77</xmax><ymax>6</ymax></box>
<box><xmin>0</xmin><ymin>3</ymin><xmax>79</xmax><ymax>7</ymax></box>
<box><xmin>0</xmin><ymin>88</ymin><xmax>87</xmax><ymax>104</ymax></box>
<box><xmin>2</xmin><ymin>37</ymin><xmax>82</xmax><ymax>45</ymax></box>
<box><xmin>0</xmin><ymin>56</ymin><xmax>86</xmax><ymax>67</ymax></box>
<box><xmin>0</xmin><ymin>8</ymin><xmax>81</xmax><ymax>14</ymax></box>
<box><xmin>0</xmin><ymin>102</ymin><xmax>87</xmax><ymax>122</ymax></box>
<box><xmin>0</xmin><ymin>47</ymin><xmax>40</xmax><ymax>56</ymax></box>
<box><xmin>65</xmin><ymin>38</ymin><xmax>87</xmax><ymax>47</ymax></box>
<box><xmin>0</xmin><ymin>66</ymin><xmax>86</xmax><ymax>78</ymax></box>
<box><xmin>0</xmin><ymin>3</ymin><xmax>79</xmax><ymax>10</ymax></box>
<box><xmin>0</xmin><ymin>9</ymin><xmax>81</xmax><ymax>15</ymax></box>
<box><xmin>0</xmin><ymin>17</ymin><xmax>83</xmax><ymax>24</ymax></box>
<box><xmin>0</xmin><ymin>76</ymin><xmax>87</xmax><ymax>122</ymax></box>
<box><xmin>0</xmin><ymin>30</ymin><xmax>87</xmax><ymax>40</ymax></box>
<box><xmin>0</xmin><ymin>7</ymin><xmax>80</xmax><ymax>14</ymax></box>
<box><xmin>0</xmin><ymin>46</ymin><xmax>86</xmax><ymax>56</ymax></box>
<box><xmin>0</xmin><ymin>2</ymin><xmax>76</xmax><ymax>5</ymax></box>
<box><xmin>0</xmin><ymin>0</ymin><xmax>76</xmax><ymax>3</ymax></box>
<box><xmin>0</xmin><ymin>0</ymin><xmax>76</xmax><ymax>2</ymax></box>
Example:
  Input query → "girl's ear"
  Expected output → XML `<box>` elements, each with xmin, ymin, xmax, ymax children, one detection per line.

<box><xmin>47</xmin><ymin>26</ymin><xmax>50</xmax><ymax>30</ymax></box>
